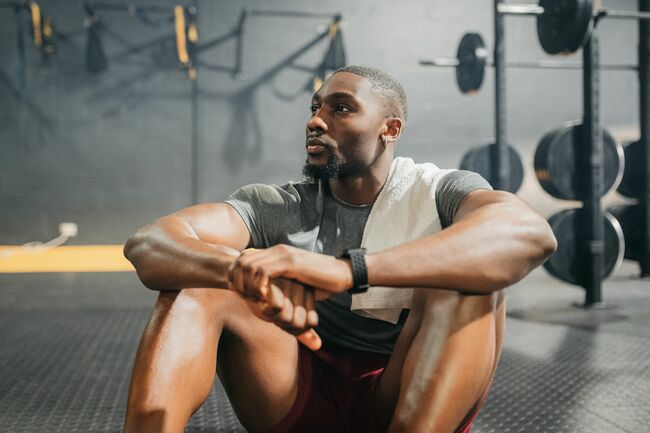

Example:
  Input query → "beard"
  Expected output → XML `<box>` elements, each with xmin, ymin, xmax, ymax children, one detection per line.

<box><xmin>302</xmin><ymin>146</ymin><xmax>343</xmax><ymax>182</ymax></box>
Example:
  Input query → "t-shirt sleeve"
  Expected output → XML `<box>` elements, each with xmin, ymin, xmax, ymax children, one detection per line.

<box><xmin>435</xmin><ymin>170</ymin><xmax>493</xmax><ymax>229</ymax></box>
<box><xmin>223</xmin><ymin>183</ymin><xmax>296</xmax><ymax>248</ymax></box>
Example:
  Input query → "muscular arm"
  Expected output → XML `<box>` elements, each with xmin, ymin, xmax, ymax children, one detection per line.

<box><xmin>365</xmin><ymin>189</ymin><xmax>558</xmax><ymax>293</ymax></box>
<box><xmin>123</xmin><ymin>203</ymin><xmax>250</xmax><ymax>291</ymax></box>
<box><xmin>230</xmin><ymin>190</ymin><xmax>557</xmax><ymax>296</ymax></box>
<box><xmin>125</xmin><ymin>203</ymin><xmax>323</xmax><ymax>349</ymax></box>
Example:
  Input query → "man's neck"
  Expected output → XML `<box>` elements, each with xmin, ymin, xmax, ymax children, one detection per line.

<box><xmin>328</xmin><ymin>158</ymin><xmax>392</xmax><ymax>206</ymax></box>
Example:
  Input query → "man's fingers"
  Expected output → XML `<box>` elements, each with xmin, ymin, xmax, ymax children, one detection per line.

<box><xmin>290</xmin><ymin>281</ymin><xmax>307</xmax><ymax>329</ymax></box>
<box><xmin>232</xmin><ymin>265</ymin><xmax>247</xmax><ymax>297</ymax></box>
<box><xmin>278</xmin><ymin>294</ymin><xmax>295</xmax><ymax>325</ymax></box>
<box><xmin>260</xmin><ymin>283</ymin><xmax>285</xmax><ymax>316</ymax></box>
<box><xmin>305</xmin><ymin>289</ymin><xmax>319</xmax><ymax>327</ymax></box>
<box><xmin>297</xmin><ymin>329</ymin><xmax>322</xmax><ymax>351</ymax></box>
<box><xmin>252</xmin><ymin>267</ymin><xmax>268</xmax><ymax>299</ymax></box>
<box><xmin>254</xmin><ymin>278</ymin><xmax>319</xmax><ymax>338</ymax></box>
<box><xmin>228</xmin><ymin>256</ymin><xmax>259</xmax><ymax>300</ymax></box>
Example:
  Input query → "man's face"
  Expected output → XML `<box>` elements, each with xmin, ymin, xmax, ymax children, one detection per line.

<box><xmin>304</xmin><ymin>72</ymin><xmax>388</xmax><ymax>179</ymax></box>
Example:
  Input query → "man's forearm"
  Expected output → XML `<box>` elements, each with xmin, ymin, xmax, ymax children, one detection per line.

<box><xmin>124</xmin><ymin>216</ymin><xmax>240</xmax><ymax>291</ymax></box>
<box><xmin>365</xmin><ymin>197</ymin><xmax>557</xmax><ymax>294</ymax></box>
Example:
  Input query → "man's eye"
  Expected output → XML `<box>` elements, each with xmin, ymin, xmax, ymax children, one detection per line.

<box><xmin>310</xmin><ymin>105</ymin><xmax>319</xmax><ymax>114</ymax></box>
<box><xmin>335</xmin><ymin>104</ymin><xmax>351</xmax><ymax>112</ymax></box>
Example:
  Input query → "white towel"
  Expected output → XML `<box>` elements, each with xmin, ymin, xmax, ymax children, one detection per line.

<box><xmin>350</xmin><ymin>157</ymin><xmax>455</xmax><ymax>324</ymax></box>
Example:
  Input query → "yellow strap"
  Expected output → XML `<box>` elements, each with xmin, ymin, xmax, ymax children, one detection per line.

<box><xmin>30</xmin><ymin>2</ymin><xmax>42</xmax><ymax>46</ymax></box>
<box><xmin>0</xmin><ymin>245</ymin><xmax>134</xmax><ymax>273</ymax></box>
<box><xmin>174</xmin><ymin>5</ymin><xmax>189</xmax><ymax>64</ymax></box>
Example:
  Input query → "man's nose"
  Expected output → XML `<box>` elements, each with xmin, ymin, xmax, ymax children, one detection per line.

<box><xmin>307</xmin><ymin>111</ymin><xmax>328</xmax><ymax>133</ymax></box>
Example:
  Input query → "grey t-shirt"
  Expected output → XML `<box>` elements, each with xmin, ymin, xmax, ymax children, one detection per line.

<box><xmin>225</xmin><ymin>170</ymin><xmax>491</xmax><ymax>354</ymax></box>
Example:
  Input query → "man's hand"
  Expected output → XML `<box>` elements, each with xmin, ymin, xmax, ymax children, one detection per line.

<box><xmin>227</xmin><ymin>245</ymin><xmax>354</xmax><ymax>301</ymax></box>
<box><xmin>236</xmin><ymin>275</ymin><xmax>323</xmax><ymax>351</ymax></box>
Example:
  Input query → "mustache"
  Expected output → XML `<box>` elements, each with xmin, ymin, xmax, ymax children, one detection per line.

<box><xmin>306</xmin><ymin>136</ymin><xmax>333</xmax><ymax>150</ymax></box>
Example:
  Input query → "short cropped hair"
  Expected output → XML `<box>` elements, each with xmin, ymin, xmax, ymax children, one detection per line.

<box><xmin>332</xmin><ymin>65</ymin><xmax>408</xmax><ymax>123</ymax></box>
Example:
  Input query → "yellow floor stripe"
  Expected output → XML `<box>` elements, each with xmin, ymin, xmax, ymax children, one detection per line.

<box><xmin>0</xmin><ymin>245</ymin><xmax>135</xmax><ymax>273</ymax></box>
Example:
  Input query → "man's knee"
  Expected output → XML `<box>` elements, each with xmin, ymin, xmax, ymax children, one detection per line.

<box><xmin>410</xmin><ymin>288</ymin><xmax>500</xmax><ymax>333</ymax></box>
<box><xmin>410</xmin><ymin>288</ymin><xmax>461</xmax><ymax>323</ymax></box>
<box><xmin>153</xmin><ymin>287</ymin><xmax>240</xmax><ymax>324</ymax></box>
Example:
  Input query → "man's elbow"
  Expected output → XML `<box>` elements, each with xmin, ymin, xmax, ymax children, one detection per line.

<box><xmin>496</xmin><ymin>215</ymin><xmax>558</xmax><ymax>289</ymax></box>
<box><xmin>123</xmin><ymin>225</ymin><xmax>160</xmax><ymax>290</ymax></box>
<box><xmin>515</xmin><ymin>215</ymin><xmax>557</xmax><ymax>282</ymax></box>
<box><xmin>124</xmin><ymin>225</ymin><xmax>152</xmax><ymax>264</ymax></box>
<box><xmin>535</xmin><ymin>216</ymin><xmax>558</xmax><ymax>263</ymax></box>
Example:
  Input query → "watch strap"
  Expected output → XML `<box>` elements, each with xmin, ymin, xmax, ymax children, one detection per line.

<box><xmin>340</xmin><ymin>248</ymin><xmax>369</xmax><ymax>294</ymax></box>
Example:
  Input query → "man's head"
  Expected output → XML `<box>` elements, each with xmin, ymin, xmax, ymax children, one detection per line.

<box><xmin>334</xmin><ymin>65</ymin><xmax>408</xmax><ymax>122</ymax></box>
<box><xmin>304</xmin><ymin>65</ymin><xmax>407</xmax><ymax>181</ymax></box>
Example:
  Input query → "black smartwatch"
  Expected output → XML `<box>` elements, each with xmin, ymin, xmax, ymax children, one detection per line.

<box><xmin>340</xmin><ymin>248</ymin><xmax>369</xmax><ymax>294</ymax></box>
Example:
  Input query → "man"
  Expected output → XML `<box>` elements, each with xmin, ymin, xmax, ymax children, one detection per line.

<box><xmin>122</xmin><ymin>65</ymin><xmax>557</xmax><ymax>433</ymax></box>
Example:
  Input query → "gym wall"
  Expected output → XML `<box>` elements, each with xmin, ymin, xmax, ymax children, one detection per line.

<box><xmin>0</xmin><ymin>0</ymin><xmax>639</xmax><ymax>245</ymax></box>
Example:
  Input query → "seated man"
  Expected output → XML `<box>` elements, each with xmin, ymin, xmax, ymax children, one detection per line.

<box><xmin>122</xmin><ymin>65</ymin><xmax>557</xmax><ymax>433</ymax></box>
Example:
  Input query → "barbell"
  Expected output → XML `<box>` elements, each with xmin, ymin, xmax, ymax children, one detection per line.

<box><xmin>499</xmin><ymin>0</ymin><xmax>650</xmax><ymax>55</ymax></box>
<box><xmin>420</xmin><ymin>32</ymin><xmax>637</xmax><ymax>94</ymax></box>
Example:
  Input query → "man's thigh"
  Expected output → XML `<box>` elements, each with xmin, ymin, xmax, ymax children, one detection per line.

<box><xmin>374</xmin><ymin>288</ymin><xmax>505</xmax><ymax>430</ymax></box>
<box><xmin>213</xmin><ymin>290</ymin><xmax>301</xmax><ymax>432</ymax></box>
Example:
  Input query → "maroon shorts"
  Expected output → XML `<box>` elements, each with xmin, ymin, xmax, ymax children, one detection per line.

<box><xmin>259</xmin><ymin>343</ymin><xmax>486</xmax><ymax>433</ymax></box>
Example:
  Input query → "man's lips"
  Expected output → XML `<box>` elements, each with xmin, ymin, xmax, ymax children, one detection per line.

<box><xmin>306</xmin><ymin>138</ymin><xmax>327</xmax><ymax>154</ymax></box>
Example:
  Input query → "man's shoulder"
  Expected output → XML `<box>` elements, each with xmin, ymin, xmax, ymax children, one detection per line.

<box><xmin>229</xmin><ymin>179</ymin><xmax>318</xmax><ymax>205</ymax></box>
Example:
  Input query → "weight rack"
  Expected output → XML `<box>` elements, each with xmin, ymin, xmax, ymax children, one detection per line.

<box><xmin>581</xmin><ymin>26</ymin><xmax>604</xmax><ymax>305</ymax></box>
<box><xmin>494</xmin><ymin>0</ymin><xmax>510</xmax><ymax>192</ymax></box>
<box><xmin>494</xmin><ymin>0</ymin><xmax>650</xmax><ymax>304</ymax></box>
<box><xmin>639</xmin><ymin>0</ymin><xmax>650</xmax><ymax>277</ymax></box>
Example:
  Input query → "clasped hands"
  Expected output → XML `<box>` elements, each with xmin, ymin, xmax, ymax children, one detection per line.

<box><xmin>227</xmin><ymin>244</ymin><xmax>354</xmax><ymax>351</ymax></box>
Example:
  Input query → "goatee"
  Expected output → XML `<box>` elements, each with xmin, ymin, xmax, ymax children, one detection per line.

<box><xmin>303</xmin><ymin>148</ymin><xmax>343</xmax><ymax>182</ymax></box>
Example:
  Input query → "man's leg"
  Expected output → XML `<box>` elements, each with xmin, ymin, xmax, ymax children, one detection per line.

<box><xmin>375</xmin><ymin>288</ymin><xmax>506</xmax><ymax>433</ymax></box>
<box><xmin>123</xmin><ymin>288</ymin><xmax>300</xmax><ymax>433</ymax></box>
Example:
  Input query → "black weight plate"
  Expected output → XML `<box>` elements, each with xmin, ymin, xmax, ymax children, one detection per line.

<box><xmin>459</xmin><ymin>142</ymin><xmax>524</xmax><ymax>193</ymax></box>
<box><xmin>534</xmin><ymin>121</ymin><xmax>624</xmax><ymax>201</ymax></box>
<box><xmin>608</xmin><ymin>205</ymin><xmax>643</xmax><ymax>261</ymax></box>
<box><xmin>617</xmin><ymin>140</ymin><xmax>643</xmax><ymax>199</ymax></box>
<box><xmin>544</xmin><ymin>208</ymin><xmax>624</xmax><ymax>286</ymax></box>
<box><xmin>537</xmin><ymin>0</ymin><xmax>593</xmax><ymax>55</ymax></box>
<box><xmin>456</xmin><ymin>32</ymin><xmax>488</xmax><ymax>94</ymax></box>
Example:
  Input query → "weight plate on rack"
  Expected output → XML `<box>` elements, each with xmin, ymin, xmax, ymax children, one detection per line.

<box><xmin>537</xmin><ymin>0</ymin><xmax>594</xmax><ymax>55</ymax></box>
<box><xmin>617</xmin><ymin>140</ymin><xmax>643</xmax><ymax>199</ymax></box>
<box><xmin>544</xmin><ymin>208</ymin><xmax>624</xmax><ymax>286</ymax></box>
<box><xmin>534</xmin><ymin>121</ymin><xmax>624</xmax><ymax>201</ymax></box>
<box><xmin>460</xmin><ymin>142</ymin><xmax>524</xmax><ymax>193</ymax></box>
<box><xmin>608</xmin><ymin>204</ymin><xmax>642</xmax><ymax>261</ymax></box>
<box><xmin>455</xmin><ymin>32</ymin><xmax>488</xmax><ymax>94</ymax></box>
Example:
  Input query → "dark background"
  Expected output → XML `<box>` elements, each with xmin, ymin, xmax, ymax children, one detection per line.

<box><xmin>0</xmin><ymin>0</ymin><xmax>640</xmax><ymax>245</ymax></box>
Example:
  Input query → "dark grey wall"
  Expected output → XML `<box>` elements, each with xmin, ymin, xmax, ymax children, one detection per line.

<box><xmin>0</xmin><ymin>0</ymin><xmax>640</xmax><ymax>244</ymax></box>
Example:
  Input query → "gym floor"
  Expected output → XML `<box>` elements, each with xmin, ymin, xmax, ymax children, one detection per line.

<box><xmin>0</xmin><ymin>263</ymin><xmax>648</xmax><ymax>433</ymax></box>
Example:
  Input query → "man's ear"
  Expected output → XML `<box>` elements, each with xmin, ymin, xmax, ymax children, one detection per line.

<box><xmin>381</xmin><ymin>118</ymin><xmax>403</xmax><ymax>145</ymax></box>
